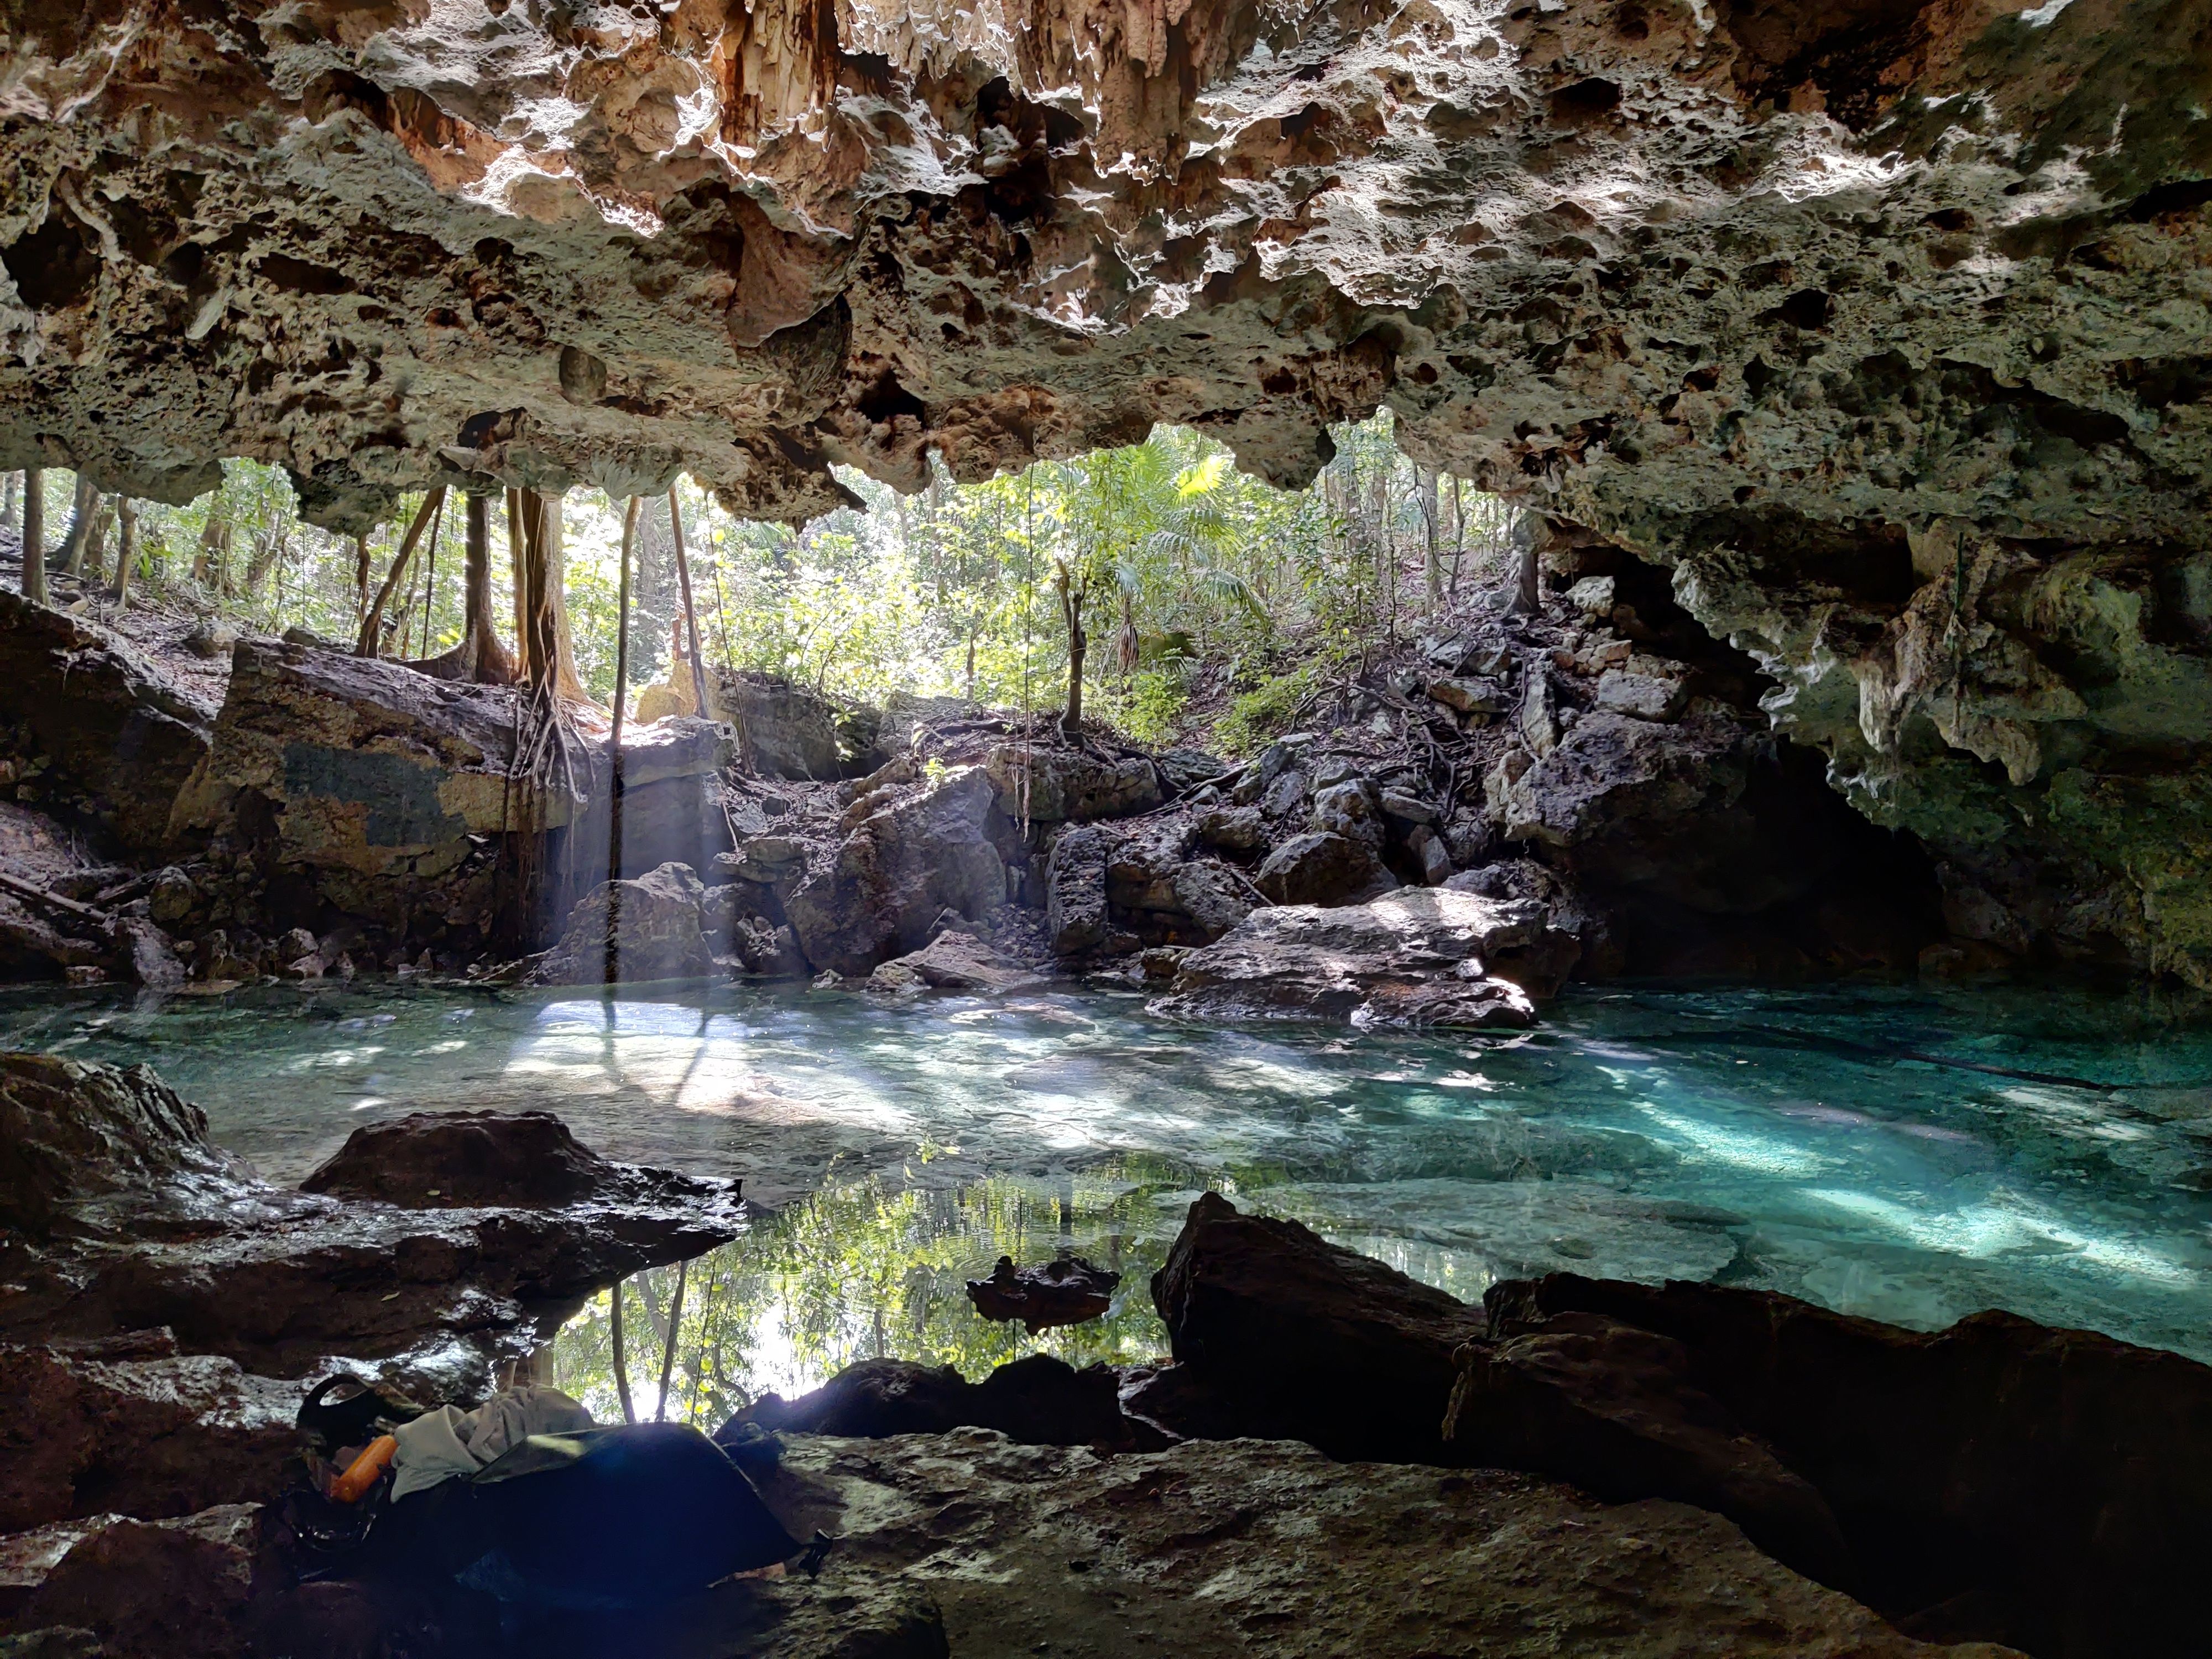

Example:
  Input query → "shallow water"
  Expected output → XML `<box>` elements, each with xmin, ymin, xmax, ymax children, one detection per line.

<box><xmin>6</xmin><ymin>975</ymin><xmax>2211</xmax><ymax>1418</ymax></box>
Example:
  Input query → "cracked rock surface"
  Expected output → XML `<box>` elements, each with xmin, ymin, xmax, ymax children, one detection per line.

<box><xmin>4</xmin><ymin>0</ymin><xmax>2212</xmax><ymax>975</ymax></box>
<box><xmin>703</xmin><ymin>1431</ymin><xmax>2018</xmax><ymax>1658</ymax></box>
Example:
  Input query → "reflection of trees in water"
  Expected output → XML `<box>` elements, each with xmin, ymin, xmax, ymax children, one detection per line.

<box><xmin>540</xmin><ymin>1160</ymin><xmax>1255</xmax><ymax>1423</ymax></box>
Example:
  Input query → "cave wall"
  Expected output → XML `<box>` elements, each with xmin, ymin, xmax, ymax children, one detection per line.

<box><xmin>2</xmin><ymin>0</ymin><xmax>2209</xmax><ymax>979</ymax></box>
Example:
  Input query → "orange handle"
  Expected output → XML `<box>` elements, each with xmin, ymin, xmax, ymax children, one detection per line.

<box><xmin>331</xmin><ymin>1434</ymin><xmax>397</xmax><ymax>1503</ymax></box>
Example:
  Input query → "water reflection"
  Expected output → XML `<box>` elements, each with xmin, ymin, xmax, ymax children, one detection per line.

<box><xmin>539</xmin><ymin>1170</ymin><xmax>1191</xmax><ymax>1421</ymax></box>
<box><xmin>6</xmin><ymin>975</ymin><xmax>2211</xmax><ymax>1363</ymax></box>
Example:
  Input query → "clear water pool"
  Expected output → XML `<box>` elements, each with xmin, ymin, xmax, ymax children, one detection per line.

<box><xmin>6</xmin><ymin>975</ymin><xmax>2209</xmax><ymax>1421</ymax></box>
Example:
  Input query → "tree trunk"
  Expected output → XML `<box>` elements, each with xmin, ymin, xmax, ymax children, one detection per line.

<box><xmin>1058</xmin><ymin>565</ymin><xmax>1087</xmax><ymax>738</ymax></box>
<box><xmin>20</xmin><ymin>468</ymin><xmax>45</xmax><ymax>603</ymax></box>
<box><xmin>667</xmin><ymin>486</ymin><xmax>709</xmax><ymax>718</ymax></box>
<box><xmin>1417</xmin><ymin>466</ymin><xmax>1443</xmax><ymax>606</ymax></box>
<box><xmin>462</xmin><ymin>492</ymin><xmax>515</xmax><ymax>684</ymax></box>
<box><xmin>353</xmin><ymin>535</ymin><xmax>372</xmax><ymax>629</ymax></box>
<box><xmin>243</xmin><ymin>527</ymin><xmax>283</xmax><ymax>596</ymax></box>
<box><xmin>107</xmin><ymin>501</ymin><xmax>138</xmax><ymax>607</ymax></box>
<box><xmin>1505</xmin><ymin>519</ymin><xmax>1543</xmax><ymax>615</ymax></box>
<box><xmin>512</xmin><ymin>488</ymin><xmax>587</xmax><ymax>702</ymax></box>
<box><xmin>606</xmin><ymin>495</ymin><xmax>640</xmax><ymax>981</ymax></box>
<box><xmin>355</xmin><ymin>488</ymin><xmax>445</xmax><ymax>655</ymax></box>
<box><xmin>192</xmin><ymin>515</ymin><xmax>226</xmax><ymax>589</ymax></box>
<box><xmin>57</xmin><ymin>477</ymin><xmax>98</xmax><ymax>578</ymax></box>
<box><xmin>1448</xmin><ymin>476</ymin><xmax>1467</xmax><ymax>595</ymax></box>
<box><xmin>2</xmin><ymin>471</ymin><xmax>17</xmax><ymax>530</ymax></box>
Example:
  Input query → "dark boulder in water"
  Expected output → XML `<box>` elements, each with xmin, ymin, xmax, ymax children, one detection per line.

<box><xmin>726</xmin><ymin>1354</ymin><xmax>1134</xmax><ymax>1449</ymax></box>
<box><xmin>298</xmin><ymin>1109</ymin><xmax>720</xmax><ymax>1211</ymax></box>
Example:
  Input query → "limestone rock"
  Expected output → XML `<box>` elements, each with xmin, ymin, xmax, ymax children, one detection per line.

<box><xmin>17</xmin><ymin>1503</ymin><xmax>260</xmax><ymax>1659</ymax></box>
<box><xmin>785</xmin><ymin>766</ymin><xmax>1006</xmax><ymax>975</ymax></box>
<box><xmin>1252</xmin><ymin>830</ymin><xmax>1397</xmax><ymax>906</ymax></box>
<box><xmin>1192</xmin><ymin>805</ymin><xmax>1262</xmax><ymax>850</ymax></box>
<box><xmin>0</xmin><ymin>1053</ymin><xmax>247</xmax><ymax>1241</ymax></box>
<box><xmin>865</xmin><ymin>931</ymin><xmax>1044</xmax><ymax>995</ymax></box>
<box><xmin>1149</xmin><ymin>888</ymin><xmax>1542</xmax><ymax>1029</ymax></box>
<box><xmin>712</xmin><ymin>671</ymin><xmax>842</xmax><ymax>781</ymax></box>
<box><xmin>0</xmin><ymin>593</ymin><xmax>213</xmax><ymax>854</ymax></box>
<box><xmin>1426</xmin><ymin>675</ymin><xmax>1511</xmax><ymax>717</ymax></box>
<box><xmin>1043</xmin><ymin>823</ymin><xmax>1109</xmax><ymax>956</ymax></box>
<box><xmin>1483</xmin><ymin>1274</ymin><xmax>2212</xmax><ymax>1659</ymax></box>
<box><xmin>719</xmin><ymin>1434</ymin><xmax>2011</xmax><ymax>1659</ymax></box>
<box><xmin>983</xmin><ymin>743</ymin><xmax>1160</xmax><ymax>822</ymax></box>
<box><xmin>297</xmin><ymin>1109</ymin><xmax>697</xmax><ymax>1209</ymax></box>
<box><xmin>0</xmin><ymin>1339</ymin><xmax>299</xmax><ymax>1534</ymax></box>
<box><xmin>1135</xmin><ymin>1191</ymin><xmax>1486</xmax><ymax>1462</ymax></box>
<box><xmin>528</xmin><ymin>860</ymin><xmax>714</xmax><ymax>984</ymax></box>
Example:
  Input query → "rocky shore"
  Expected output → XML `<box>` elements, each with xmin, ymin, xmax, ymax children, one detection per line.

<box><xmin>3</xmin><ymin>1054</ymin><xmax>2204</xmax><ymax>1658</ymax></box>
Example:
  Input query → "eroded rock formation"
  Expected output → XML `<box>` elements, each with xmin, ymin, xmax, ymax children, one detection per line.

<box><xmin>4</xmin><ymin>0</ymin><xmax>2212</xmax><ymax>977</ymax></box>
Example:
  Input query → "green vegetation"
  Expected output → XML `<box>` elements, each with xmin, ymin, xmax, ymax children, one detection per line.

<box><xmin>6</xmin><ymin>414</ymin><xmax>1519</xmax><ymax>748</ymax></box>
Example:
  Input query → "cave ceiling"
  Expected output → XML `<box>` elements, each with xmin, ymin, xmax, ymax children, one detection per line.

<box><xmin>5</xmin><ymin>0</ymin><xmax>2212</xmax><ymax>981</ymax></box>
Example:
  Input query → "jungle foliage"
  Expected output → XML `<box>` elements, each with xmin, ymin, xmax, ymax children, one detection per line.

<box><xmin>4</xmin><ymin>415</ymin><xmax>1520</xmax><ymax>752</ymax></box>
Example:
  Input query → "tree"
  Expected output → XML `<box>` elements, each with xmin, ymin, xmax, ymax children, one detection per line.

<box><xmin>19</xmin><ymin>468</ymin><xmax>44</xmax><ymax>603</ymax></box>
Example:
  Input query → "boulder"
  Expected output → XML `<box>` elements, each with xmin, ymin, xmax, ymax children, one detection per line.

<box><xmin>1133</xmin><ymin>1193</ymin><xmax>1486</xmax><ymax>1461</ymax></box>
<box><xmin>1484</xmin><ymin>1274</ymin><xmax>2212</xmax><ymax>1659</ymax></box>
<box><xmin>1443</xmin><ymin>1311</ymin><xmax>1856</xmax><ymax>1591</ymax></box>
<box><xmin>1253</xmin><ymin>830</ymin><xmax>1397</xmax><ymax>906</ymax></box>
<box><xmin>0</xmin><ymin>1053</ymin><xmax>248</xmax><ymax>1240</ymax></box>
<box><xmin>731</xmin><ymin>914</ymin><xmax>808</xmax><ymax>978</ymax></box>
<box><xmin>718</xmin><ymin>1434</ymin><xmax>2004</xmax><ymax>1659</ymax></box>
<box><xmin>1594</xmin><ymin>666</ymin><xmax>1688</xmax><ymax>720</ymax></box>
<box><xmin>0</xmin><ymin>1339</ymin><xmax>299</xmax><ymax>1533</ymax></box>
<box><xmin>984</xmin><ymin>744</ymin><xmax>1161</xmax><ymax>821</ymax></box>
<box><xmin>785</xmin><ymin>766</ymin><xmax>1007</xmax><ymax>975</ymax></box>
<box><xmin>527</xmin><ymin>860</ymin><xmax>713</xmax><ymax>984</ymax></box>
<box><xmin>296</xmin><ymin>1109</ymin><xmax>692</xmax><ymax>1208</ymax></box>
<box><xmin>711</xmin><ymin>670</ymin><xmax>841</xmax><ymax>781</ymax></box>
<box><xmin>1151</xmin><ymin>889</ymin><xmax>1541</xmax><ymax>1029</ymax></box>
<box><xmin>1193</xmin><ymin>806</ymin><xmax>1263</xmax><ymax>851</ymax></box>
<box><xmin>181</xmin><ymin>641</ymin><xmax>731</xmax><ymax>938</ymax></box>
<box><xmin>1426</xmin><ymin>675</ymin><xmax>1511</xmax><ymax>716</ymax></box>
<box><xmin>1104</xmin><ymin>830</ymin><xmax>1253</xmax><ymax>946</ymax></box>
<box><xmin>0</xmin><ymin>592</ymin><xmax>215</xmax><ymax>854</ymax></box>
<box><xmin>1044</xmin><ymin>824</ymin><xmax>1108</xmax><ymax>954</ymax></box>
<box><xmin>865</xmin><ymin>931</ymin><xmax>1044</xmax><ymax>995</ymax></box>
<box><xmin>726</xmin><ymin>1353</ymin><xmax>1129</xmax><ymax>1448</ymax></box>
<box><xmin>16</xmin><ymin>1504</ymin><xmax>261</xmax><ymax>1659</ymax></box>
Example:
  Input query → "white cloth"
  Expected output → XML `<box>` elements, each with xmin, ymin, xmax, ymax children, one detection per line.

<box><xmin>389</xmin><ymin>1385</ymin><xmax>596</xmax><ymax>1501</ymax></box>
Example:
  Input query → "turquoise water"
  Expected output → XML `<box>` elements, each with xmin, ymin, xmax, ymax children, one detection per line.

<box><xmin>5</xmin><ymin>977</ymin><xmax>2210</xmax><ymax>1405</ymax></box>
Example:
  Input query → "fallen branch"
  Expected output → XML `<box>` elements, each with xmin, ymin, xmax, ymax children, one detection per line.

<box><xmin>0</xmin><ymin>868</ymin><xmax>114</xmax><ymax>931</ymax></box>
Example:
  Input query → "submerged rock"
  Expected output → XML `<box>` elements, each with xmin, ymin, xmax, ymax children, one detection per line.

<box><xmin>528</xmin><ymin>860</ymin><xmax>714</xmax><ymax>985</ymax></box>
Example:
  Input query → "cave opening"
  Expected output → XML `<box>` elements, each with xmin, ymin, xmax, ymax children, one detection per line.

<box><xmin>4</xmin><ymin>0</ymin><xmax>2212</xmax><ymax>1648</ymax></box>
